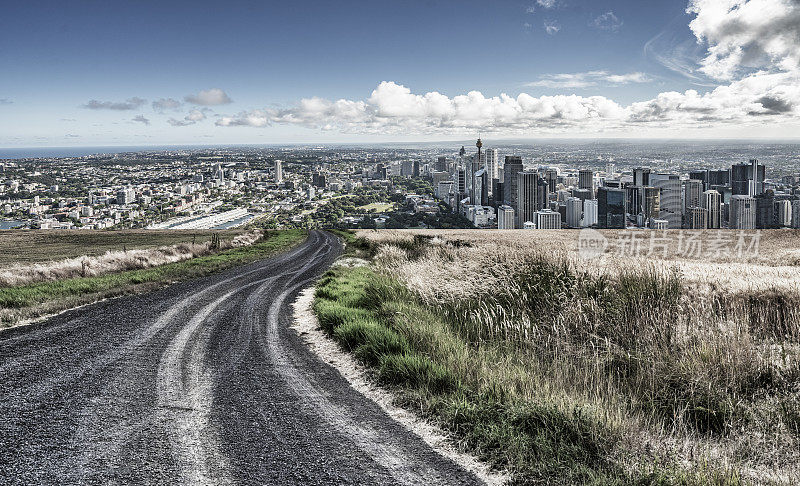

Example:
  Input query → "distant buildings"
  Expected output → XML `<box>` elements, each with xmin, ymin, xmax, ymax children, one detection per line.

<box><xmin>497</xmin><ymin>205</ymin><xmax>515</xmax><ymax>229</ymax></box>
<box><xmin>597</xmin><ymin>187</ymin><xmax>626</xmax><ymax>229</ymax></box>
<box><xmin>535</xmin><ymin>209</ymin><xmax>561</xmax><ymax>229</ymax></box>
<box><xmin>702</xmin><ymin>190</ymin><xmax>722</xmax><ymax>229</ymax></box>
<box><xmin>730</xmin><ymin>195</ymin><xmax>756</xmax><ymax>229</ymax></box>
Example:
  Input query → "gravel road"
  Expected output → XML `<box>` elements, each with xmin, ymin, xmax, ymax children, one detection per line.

<box><xmin>0</xmin><ymin>230</ymin><xmax>482</xmax><ymax>485</ymax></box>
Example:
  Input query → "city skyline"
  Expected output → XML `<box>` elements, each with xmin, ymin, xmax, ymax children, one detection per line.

<box><xmin>2</xmin><ymin>0</ymin><xmax>800</xmax><ymax>146</ymax></box>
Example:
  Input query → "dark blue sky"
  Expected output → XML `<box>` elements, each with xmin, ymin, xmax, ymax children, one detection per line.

<box><xmin>0</xmin><ymin>0</ymin><xmax>752</xmax><ymax>145</ymax></box>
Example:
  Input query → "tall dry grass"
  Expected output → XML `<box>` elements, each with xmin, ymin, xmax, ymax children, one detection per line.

<box><xmin>0</xmin><ymin>230</ymin><xmax>263</xmax><ymax>288</ymax></box>
<box><xmin>356</xmin><ymin>229</ymin><xmax>800</xmax><ymax>483</ymax></box>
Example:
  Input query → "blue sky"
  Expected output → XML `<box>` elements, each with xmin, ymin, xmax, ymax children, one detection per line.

<box><xmin>1</xmin><ymin>0</ymin><xmax>799</xmax><ymax>146</ymax></box>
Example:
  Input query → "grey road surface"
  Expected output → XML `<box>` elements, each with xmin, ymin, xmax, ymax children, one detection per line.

<box><xmin>0</xmin><ymin>230</ymin><xmax>481</xmax><ymax>485</ymax></box>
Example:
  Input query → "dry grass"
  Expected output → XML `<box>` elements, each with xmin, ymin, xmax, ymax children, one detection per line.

<box><xmin>0</xmin><ymin>230</ymin><xmax>263</xmax><ymax>288</ymax></box>
<box><xmin>352</xmin><ymin>229</ymin><xmax>800</xmax><ymax>483</ymax></box>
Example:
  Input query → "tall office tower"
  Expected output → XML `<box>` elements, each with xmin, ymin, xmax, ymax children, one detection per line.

<box><xmin>730</xmin><ymin>195</ymin><xmax>756</xmax><ymax>229</ymax></box>
<box><xmin>475</xmin><ymin>168</ymin><xmax>489</xmax><ymax>207</ymax></box>
<box><xmin>687</xmin><ymin>206</ymin><xmax>709</xmax><ymax>229</ymax></box>
<box><xmin>597</xmin><ymin>187</ymin><xmax>626</xmax><ymax>228</ymax></box>
<box><xmin>605</xmin><ymin>163</ymin><xmax>616</xmax><ymax>176</ymax></box>
<box><xmin>650</xmin><ymin>173</ymin><xmax>681</xmax><ymax>228</ymax></box>
<box><xmin>274</xmin><ymin>160</ymin><xmax>283</xmax><ymax>183</ymax></box>
<box><xmin>545</xmin><ymin>168</ymin><xmax>558</xmax><ymax>193</ymax></box>
<box><xmin>732</xmin><ymin>160</ymin><xmax>766</xmax><ymax>195</ymax></box>
<box><xmin>792</xmin><ymin>200</ymin><xmax>800</xmax><ymax>229</ymax></box>
<box><xmin>776</xmin><ymin>199</ymin><xmax>792</xmax><ymax>227</ymax></box>
<box><xmin>708</xmin><ymin>169</ymin><xmax>730</xmax><ymax>188</ymax></box>
<box><xmin>566</xmin><ymin>197</ymin><xmax>582</xmax><ymax>228</ymax></box>
<box><xmin>413</xmin><ymin>160</ymin><xmax>420</xmax><ymax>178</ymax></box>
<box><xmin>702</xmin><ymin>189</ymin><xmax>722</xmax><ymax>229</ymax></box>
<box><xmin>578</xmin><ymin>169</ymin><xmax>594</xmax><ymax>197</ymax></box>
<box><xmin>642</xmin><ymin>187</ymin><xmax>661</xmax><ymax>224</ymax></box>
<box><xmin>689</xmin><ymin>170</ymin><xmax>708</xmax><ymax>189</ymax></box>
<box><xmin>517</xmin><ymin>171</ymin><xmax>541</xmax><ymax>228</ymax></box>
<box><xmin>497</xmin><ymin>205</ymin><xmax>515</xmax><ymax>229</ymax></box>
<box><xmin>436</xmin><ymin>156</ymin><xmax>447</xmax><ymax>172</ymax></box>
<box><xmin>572</xmin><ymin>188</ymin><xmax>592</xmax><ymax>202</ymax></box>
<box><xmin>633</xmin><ymin>167</ymin><xmax>651</xmax><ymax>187</ymax></box>
<box><xmin>456</xmin><ymin>167</ymin><xmax>467</xmax><ymax>196</ymax></box>
<box><xmin>755</xmin><ymin>191</ymin><xmax>777</xmax><ymax>228</ymax></box>
<box><xmin>583</xmin><ymin>199</ymin><xmax>598</xmax><ymax>227</ymax></box>
<box><xmin>485</xmin><ymin>148</ymin><xmax>499</xmax><ymax>182</ymax></box>
<box><xmin>503</xmin><ymin>156</ymin><xmax>524</xmax><ymax>211</ymax></box>
<box><xmin>472</xmin><ymin>138</ymin><xmax>483</xmax><ymax>201</ymax></box>
<box><xmin>535</xmin><ymin>209</ymin><xmax>561</xmax><ymax>229</ymax></box>
<box><xmin>684</xmin><ymin>179</ymin><xmax>703</xmax><ymax>214</ymax></box>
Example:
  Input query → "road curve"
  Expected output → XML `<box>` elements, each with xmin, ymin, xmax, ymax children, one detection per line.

<box><xmin>0</xmin><ymin>230</ymin><xmax>481</xmax><ymax>485</ymax></box>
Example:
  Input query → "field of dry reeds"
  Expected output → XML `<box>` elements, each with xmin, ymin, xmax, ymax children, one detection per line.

<box><xmin>314</xmin><ymin>229</ymin><xmax>800</xmax><ymax>484</ymax></box>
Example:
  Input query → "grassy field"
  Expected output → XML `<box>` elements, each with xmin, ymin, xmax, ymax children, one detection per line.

<box><xmin>0</xmin><ymin>229</ymin><xmax>246</xmax><ymax>267</ymax></box>
<box><xmin>357</xmin><ymin>202</ymin><xmax>395</xmax><ymax>213</ymax></box>
<box><xmin>314</xmin><ymin>229</ymin><xmax>800</xmax><ymax>484</ymax></box>
<box><xmin>0</xmin><ymin>229</ymin><xmax>307</xmax><ymax>327</ymax></box>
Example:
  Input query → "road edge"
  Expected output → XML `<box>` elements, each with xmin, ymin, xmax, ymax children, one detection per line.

<box><xmin>291</xmin><ymin>285</ymin><xmax>509</xmax><ymax>486</ymax></box>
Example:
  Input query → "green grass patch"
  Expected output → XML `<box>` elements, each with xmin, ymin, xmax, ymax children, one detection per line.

<box><xmin>0</xmin><ymin>230</ymin><xmax>307</xmax><ymax>326</ymax></box>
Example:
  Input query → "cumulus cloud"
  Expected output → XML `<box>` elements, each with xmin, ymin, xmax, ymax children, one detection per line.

<box><xmin>184</xmin><ymin>88</ymin><xmax>232</xmax><ymax>106</ymax></box>
<box><xmin>152</xmin><ymin>98</ymin><xmax>182</xmax><ymax>112</ymax></box>
<box><xmin>168</xmin><ymin>108</ymin><xmax>209</xmax><ymax>126</ymax></box>
<box><xmin>687</xmin><ymin>0</ymin><xmax>800</xmax><ymax>80</ymax></box>
<box><xmin>132</xmin><ymin>114</ymin><xmax>150</xmax><ymax>125</ymax></box>
<box><xmin>83</xmin><ymin>97</ymin><xmax>146</xmax><ymax>110</ymax></box>
<box><xmin>537</xmin><ymin>0</ymin><xmax>557</xmax><ymax>8</ymax></box>
<box><xmin>592</xmin><ymin>11</ymin><xmax>623</xmax><ymax>32</ymax></box>
<box><xmin>525</xmin><ymin>5</ymin><xmax>536</xmax><ymax>13</ymax></box>
<box><xmin>543</xmin><ymin>20</ymin><xmax>561</xmax><ymax>35</ymax></box>
<box><xmin>527</xmin><ymin>71</ymin><xmax>651</xmax><ymax>89</ymax></box>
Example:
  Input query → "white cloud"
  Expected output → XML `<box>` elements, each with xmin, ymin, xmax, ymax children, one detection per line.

<box><xmin>526</xmin><ymin>71</ymin><xmax>652</xmax><ymax>89</ymax></box>
<box><xmin>687</xmin><ymin>0</ymin><xmax>800</xmax><ymax>80</ymax></box>
<box><xmin>132</xmin><ymin>114</ymin><xmax>150</xmax><ymax>125</ymax></box>
<box><xmin>184</xmin><ymin>88</ymin><xmax>233</xmax><ymax>106</ymax></box>
<box><xmin>167</xmin><ymin>109</ymin><xmax>209</xmax><ymax>126</ymax></box>
<box><xmin>537</xmin><ymin>0</ymin><xmax>557</xmax><ymax>8</ymax></box>
<box><xmin>152</xmin><ymin>98</ymin><xmax>182</xmax><ymax>112</ymax></box>
<box><xmin>525</xmin><ymin>5</ymin><xmax>535</xmax><ymax>13</ymax></box>
<box><xmin>543</xmin><ymin>20</ymin><xmax>560</xmax><ymax>35</ymax></box>
<box><xmin>592</xmin><ymin>11</ymin><xmax>623</xmax><ymax>32</ymax></box>
<box><xmin>83</xmin><ymin>97</ymin><xmax>146</xmax><ymax>110</ymax></box>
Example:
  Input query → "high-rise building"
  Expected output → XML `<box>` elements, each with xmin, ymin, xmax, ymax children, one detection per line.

<box><xmin>605</xmin><ymin>163</ymin><xmax>616</xmax><ymax>176</ymax></box>
<box><xmin>633</xmin><ymin>167</ymin><xmax>651</xmax><ymax>187</ymax></box>
<box><xmin>755</xmin><ymin>191</ymin><xmax>777</xmax><ymax>228</ymax></box>
<box><xmin>545</xmin><ymin>169</ymin><xmax>558</xmax><ymax>193</ymax></box>
<box><xmin>475</xmin><ymin>168</ymin><xmax>489</xmax><ymax>207</ymax></box>
<box><xmin>566</xmin><ymin>197</ymin><xmax>582</xmax><ymax>228</ymax></box>
<box><xmin>583</xmin><ymin>199</ymin><xmax>598</xmax><ymax>227</ymax></box>
<box><xmin>641</xmin><ymin>187</ymin><xmax>661</xmax><ymax>223</ymax></box>
<box><xmin>792</xmin><ymin>200</ymin><xmax>800</xmax><ymax>229</ymax></box>
<box><xmin>413</xmin><ymin>160</ymin><xmax>420</xmax><ymax>178</ymax></box>
<box><xmin>776</xmin><ymin>199</ymin><xmax>792</xmax><ymax>227</ymax></box>
<box><xmin>708</xmin><ymin>169</ymin><xmax>730</xmax><ymax>188</ymax></box>
<box><xmin>578</xmin><ymin>169</ymin><xmax>594</xmax><ymax>197</ymax></box>
<box><xmin>597</xmin><ymin>187</ymin><xmax>626</xmax><ymax>229</ymax></box>
<box><xmin>650</xmin><ymin>173</ymin><xmax>681</xmax><ymax>228</ymax></box>
<box><xmin>485</xmin><ymin>148</ymin><xmax>499</xmax><ymax>183</ymax></box>
<box><xmin>730</xmin><ymin>195</ymin><xmax>756</xmax><ymax>229</ymax></box>
<box><xmin>517</xmin><ymin>171</ymin><xmax>541</xmax><ymax>229</ymax></box>
<box><xmin>683</xmin><ymin>179</ymin><xmax>703</xmax><ymax>214</ymax></box>
<box><xmin>687</xmin><ymin>206</ymin><xmax>708</xmax><ymax>229</ymax></box>
<box><xmin>689</xmin><ymin>170</ymin><xmax>708</xmax><ymax>189</ymax></box>
<box><xmin>274</xmin><ymin>160</ymin><xmax>283</xmax><ymax>183</ymax></box>
<box><xmin>731</xmin><ymin>160</ymin><xmax>765</xmax><ymax>196</ymax></box>
<box><xmin>497</xmin><ymin>205</ymin><xmax>515</xmax><ymax>229</ymax></box>
<box><xmin>456</xmin><ymin>167</ymin><xmax>467</xmax><ymax>195</ymax></box>
<box><xmin>503</xmin><ymin>156</ymin><xmax>524</xmax><ymax>212</ymax></box>
<box><xmin>702</xmin><ymin>190</ymin><xmax>722</xmax><ymax>229</ymax></box>
<box><xmin>535</xmin><ymin>209</ymin><xmax>561</xmax><ymax>229</ymax></box>
<box><xmin>436</xmin><ymin>156</ymin><xmax>448</xmax><ymax>172</ymax></box>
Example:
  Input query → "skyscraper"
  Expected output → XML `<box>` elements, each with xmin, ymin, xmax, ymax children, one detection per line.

<box><xmin>792</xmin><ymin>200</ymin><xmax>800</xmax><ymax>229</ymax></box>
<box><xmin>730</xmin><ymin>195</ymin><xmax>756</xmax><ymax>229</ymax></box>
<box><xmin>475</xmin><ymin>168</ymin><xmax>489</xmax><ymax>207</ymax></box>
<box><xmin>497</xmin><ymin>205</ymin><xmax>515</xmax><ymax>229</ymax></box>
<box><xmin>755</xmin><ymin>191</ymin><xmax>777</xmax><ymax>228</ymax></box>
<box><xmin>545</xmin><ymin>168</ymin><xmax>558</xmax><ymax>193</ymax></box>
<box><xmin>702</xmin><ymin>190</ymin><xmax>722</xmax><ymax>229</ymax></box>
<box><xmin>274</xmin><ymin>159</ymin><xmax>283</xmax><ymax>183</ymax></box>
<box><xmin>535</xmin><ymin>209</ymin><xmax>561</xmax><ymax>229</ymax></box>
<box><xmin>597</xmin><ymin>187</ymin><xmax>626</xmax><ymax>229</ymax></box>
<box><xmin>503</xmin><ymin>156</ymin><xmax>524</xmax><ymax>212</ymax></box>
<box><xmin>683</xmin><ymin>179</ymin><xmax>703</xmax><ymax>214</ymax></box>
<box><xmin>566</xmin><ymin>197</ymin><xmax>582</xmax><ymax>228</ymax></box>
<box><xmin>731</xmin><ymin>160</ymin><xmax>765</xmax><ymax>196</ymax></box>
<box><xmin>650</xmin><ymin>173</ymin><xmax>681</xmax><ymax>228</ymax></box>
<box><xmin>485</xmin><ymin>148</ymin><xmax>499</xmax><ymax>182</ymax></box>
<box><xmin>633</xmin><ymin>167</ymin><xmax>651</xmax><ymax>187</ymax></box>
<box><xmin>578</xmin><ymin>169</ymin><xmax>594</xmax><ymax>197</ymax></box>
<box><xmin>776</xmin><ymin>199</ymin><xmax>792</xmax><ymax>227</ymax></box>
<box><xmin>517</xmin><ymin>171</ymin><xmax>541</xmax><ymax>228</ymax></box>
<box><xmin>687</xmin><ymin>206</ymin><xmax>708</xmax><ymax>229</ymax></box>
<box><xmin>583</xmin><ymin>199</ymin><xmax>598</xmax><ymax>227</ymax></box>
